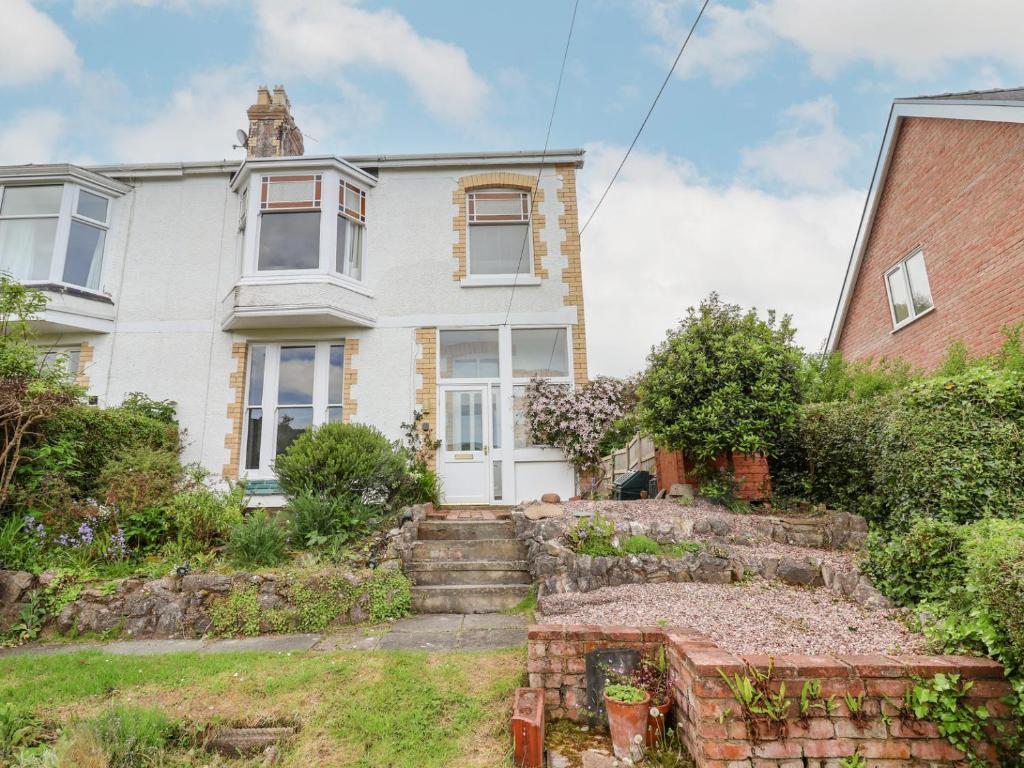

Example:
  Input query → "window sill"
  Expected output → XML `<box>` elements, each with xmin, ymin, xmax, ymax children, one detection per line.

<box><xmin>460</xmin><ymin>276</ymin><xmax>542</xmax><ymax>288</ymax></box>
<box><xmin>237</xmin><ymin>271</ymin><xmax>374</xmax><ymax>299</ymax></box>
<box><xmin>890</xmin><ymin>305</ymin><xmax>935</xmax><ymax>334</ymax></box>
<box><xmin>25</xmin><ymin>281</ymin><xmax>114</xmax><ymax>305</ymax></box>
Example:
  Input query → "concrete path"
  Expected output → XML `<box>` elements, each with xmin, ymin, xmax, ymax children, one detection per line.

<box><xmin>0</xmin><ymin>614</ymin><xmax>528</xmax><ymax>658</ymax></box>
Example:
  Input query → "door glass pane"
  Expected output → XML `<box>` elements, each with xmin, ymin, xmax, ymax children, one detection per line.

<box><xmin>328</xmin><ymin>344</ymin><xmax>345</xmax><ymax>403</ymax></box>
<box><xmin>512</xmin><ymin>328</ymin><xmax>569</xmax><ymax>378</ymax></box>
<box><xmin>276</xmin><ymin>407</ymin><xmax>313</xmax><ymax>455</ymax></box>
<box><xmin>469</xmin><ymin>223</ymin><xmax>531</xmax><ymax>274</ymax></box>
<box><xmin>76</xmin><ymin>190</ymin><xmax>109</xmax><ymax>222</ymax></box>
<box><xmin>258</xmin><ymin>211</ymin><xmax>320</xmax><ymax>270</ymax></box>
<box><xmin>439</xmin><ymin>330</ymin><xmax>499</xmax><ymax>378</ymax></box>
<box><xmin>278</xmin><ymin>346</ymin><xmax>315</xmax><ymax>405</ymax></box>
<box><xmin>887</xmin><ymin>269</ymin><xmax>910</xmax><ymax>324</ymax></box>
<box><xmin>327</xmin><ymin>406</ymin><xmax>344</xmax><ymax>423</ymax></box>
<box><xmin>445</xmin><ymin>390</ymin><xmax>483</xmax><ymax>451</ymax></box>
<box><xmin>245</xmin><ymin>408</ymin><xmax>263</xmax><ymax>469</ymax></box>
<box><xmin>493</xmin><ymin>460</ymin><xmax>502</xmax><ymax>501</ymax></box>
<box><xmin>491</xmin><ymin>385</ymin><xmax>501</xmax><ymax>449</ymax></box>
<box><xmin>63</xmin><ymin>220</ymin><xmax>105</xmax><ymax>288</ymax></box>
<box><xmin>247</xmin><ymin>345</ymin><xmax>266</xmax><ymax>404</ymax></box>
<box><xmin>0</xmin><ymin>218</ymin><xmax>57</xmax><ymax>281</ymax></box>
<box><xmin>0</xmin><ymin>186</ymin><xmax>62</xmax><ymax>216</ymax></box>
<box><xmin>904</xmin><ymin>252</ymin><xmax>933</xmax><ymax>315</ymax></box>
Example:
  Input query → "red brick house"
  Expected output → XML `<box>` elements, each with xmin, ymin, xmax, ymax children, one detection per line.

<box><xmin>827</xmin><ymin>88</ymin><xmax>1024</xmax><ymax>369</ymax></box>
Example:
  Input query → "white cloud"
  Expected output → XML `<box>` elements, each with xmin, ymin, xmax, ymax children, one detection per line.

<box><xmin>0</xmin><ymin>109</ymin><xmax>66</xmax><ymax>164</ymax></box>
<box><xmin>638</xmin><ymin>0</ymin><xmax>1024</xmax><ymax>83</ymax></box>
<box><xmin>741</xmin><ymin>96</ymin><xmax>858</xmax><ymax>191</ymax></box>
<box><xmin>108</xmin><ymin>69</ymin><xmax>250</xmax><ymax>162</ymax></box>
<box><xmin>578</xmin><ymin>144</ymin><xmax>863</xmax><ymax>377</ymax></box>
<box><xmin>72</xmin><ymin>0</ymin><xmax>230</xmax><ymax>16</ymax></box>
<box><xmin>0</xmin><ymin>0</ymin><xmax>80</xmax><ymax>87</ymax></box>
<box><xmin>255</xmin><ymin>0</ymin><xmax>489</xmax><ymax>123</ymax></box>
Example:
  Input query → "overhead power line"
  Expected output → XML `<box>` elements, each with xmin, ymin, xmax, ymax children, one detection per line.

<box><xmin>578</xmin><ymin>0</ymin><xmax>711</xmax><ymax>236</ymax></box>
<box><xmin>502</xmin><ymin>0</ymin><xmax>581</xmax><ymax>327</ymax></box>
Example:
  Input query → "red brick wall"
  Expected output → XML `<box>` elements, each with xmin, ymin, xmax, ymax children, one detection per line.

<box><xmin>836</xmin><ymin>117</ymin><xmax>1024</xmax><ymax>370</ymax></box>
<box><xmin>655</xmin><ymin>449</ymin><xmax>772</xmax><ymax>502</ymax></box>
<box><xmin>528</xmin><ymin>624</ymin><xmax>1013</xmax><ymax>767</ymax></box>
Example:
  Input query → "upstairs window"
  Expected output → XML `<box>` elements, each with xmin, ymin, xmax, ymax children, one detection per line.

<box><xmin>885</xmin><ymin>250</ymin><xmax>933</xmax><ymax>328</ymax></box>
<box><xmin>0</xmin><ymin>184</ymin><xmax>110</xmax><ymax>291</ymax></box>
<box><xmin>336</xmin><ymin>180</ymin><xmax>366</xmax><ymax>281</ymax></box>
<box><xmin>257</xmin><ymin>174</ymin><xmax>321</xmax><ymax>271</ymax></box>
<box><xmin>467</xmin><ymin>188</ymin><xmax>531</xmax><ymax>276</ymax></box>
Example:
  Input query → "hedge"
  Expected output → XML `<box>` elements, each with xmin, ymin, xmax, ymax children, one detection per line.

<box><xmin>775</xmin><ymin>367</ymin><xmax>1024</xmax><ymax>529</ymax></box>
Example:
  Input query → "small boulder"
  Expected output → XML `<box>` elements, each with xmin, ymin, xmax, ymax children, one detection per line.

<box><xmin>523</xmin><ymin>502</ymin><xmax>563</xmax><ymax>521</ymax></box>
<box><xmin>582</xmin><ymin>750</ymin><xmax>622</xmax><ymax>768</ymax></box>
<box><xmin>541</xmin><ymin>492</ymin><xmax>561</xmax><ymax>504</ymax></box>
<box><xmin>0</xmin><ymin>570</ymin><xmax>36</xmax><ymax>604</ymax></box>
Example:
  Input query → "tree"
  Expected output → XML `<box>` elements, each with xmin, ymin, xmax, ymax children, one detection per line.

<box><xmin>523</xmin><ymin>376</ymin><xmax>636</xmax><ymax>495</ymax></box>
<box><xmin>637</xmin><ymin>292</ymin><xmax>801</xmax><ymax>472</ymax></box>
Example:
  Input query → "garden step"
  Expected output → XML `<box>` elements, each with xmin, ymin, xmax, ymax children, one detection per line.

<box><xmin>417</xmin><ymin>520</ymin><xmax>516</xmax><ymax>540</ymax></box>
<box><xmin>409</xmin><ymin>560</ymin><xmax>532</xmax><ymax>586</ymax></box>
<box><xmin>411</xmin><ymin>584</ymin><xmax>532</xmax><ymax>614</ymax></box>
<box><xmin>411</xmin><ymin>539</ymin><xmax>528</xmax><ymax>563</ymax></box>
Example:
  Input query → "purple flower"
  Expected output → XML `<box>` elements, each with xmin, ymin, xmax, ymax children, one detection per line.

<box><xmin>77</xmin><ymin>522</ymin><xmax>95</xmax><ymax>545</ymax></box>
<box><xmin>105</xmin><ymin>527</ymin><xmax>128</xmax><ymax>561</ymax></box>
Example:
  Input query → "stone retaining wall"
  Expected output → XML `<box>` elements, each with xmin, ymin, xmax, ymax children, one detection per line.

<box><xmin>514</xmin><ymin>513</ymin><xmax>889</xmax><ymax>609</ymax></box>
<box><xmin>0</xmin><ymin>567</ymin><xmax>379</xmax><ymax>640</ymax></box>
<box><xmin>528</xmin><ymin>624</ymin><xmax>1014</xmax><ymax>767</ymax></box>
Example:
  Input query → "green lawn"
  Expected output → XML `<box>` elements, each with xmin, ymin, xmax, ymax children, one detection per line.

<box><xmin>0</xmin><ymin>648</ymin><xmax>525</xmax><ymax>767</ymax></box>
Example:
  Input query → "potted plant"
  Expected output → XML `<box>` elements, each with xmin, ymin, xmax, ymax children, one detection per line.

<box><xmin>604</xmin><ymin>683</ymin><xmax>650</xmax><ymax>760</ymax></box>
<box><xmin>632</xmin><ymin>651</ymin><xmax>673</xmax><ymax>746</ymax></box>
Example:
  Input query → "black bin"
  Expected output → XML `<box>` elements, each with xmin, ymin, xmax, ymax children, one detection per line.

<box><xmin>612</xmin><ymin>469</ymin><xmax>652</xmax><ymax>500</ymax></box>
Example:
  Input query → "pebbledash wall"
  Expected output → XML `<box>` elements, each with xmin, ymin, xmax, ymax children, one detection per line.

<box><xmin>835</xmin><ymin>116</ymin><xmax>1024</xmax><ymax>369</ymax></box>
<box><xmin>25</xmin><ymin>155</ymin><xmax>587</xmax><ymax>505</ymax></box>
<box><xmin>527</xmin><ymin>625</ymin><xmax>1014</xmax><ymax>767</ymax></box>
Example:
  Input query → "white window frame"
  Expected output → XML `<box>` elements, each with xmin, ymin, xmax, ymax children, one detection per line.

<box><xmin>0</xmin><ymin>183</ymin><xmax>112</xmax><ymax>294</ymax></box>
<box><xmin>465</xmin><ymin>188</ymin><xmax>535</xmax><ymax>280</ymax></box>
<box><xmin>241</xmin><ymin>340</ymin><xmax>346</xmax><ymax>478</ymax></box>
<box><xmin>241</xmin><ymin>169</ymin><xmax>369</xmax><ymax>287</ymax></box>
<box><xmin>337</xmin><ymin>179</ymin><xmax>366</xmax><ymax>281</ymax></box>
<box><xmin>884</xmin><ymin>248</ymin><xmax>934</xmax><ymax>331</ymax></box>
<box><xmin>40</xmin><ymin>344</ymin><xmax>82</xmax><ymax>376</ymax></box>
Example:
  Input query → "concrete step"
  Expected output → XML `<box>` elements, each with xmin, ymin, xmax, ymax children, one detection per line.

<box><xmin>417</xmin><ymin>520</ymin><xmax>516</xmax><ymax>541</ymax></box>
<box><xmin>410</xmin><ymin>560</ymin><xmax>532</xmax><ymax>586</ymax></box>
<box><xmin>411</xmin><ymin>539</ymin><xmax>528</xmax><ymax>563</ymax></box>
<box><xmin>411</xmin><ymin>584</ymin><xmax>533</xmax><ymax>614</ymax></box>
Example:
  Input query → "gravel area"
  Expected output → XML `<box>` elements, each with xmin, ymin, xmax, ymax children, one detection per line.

<box><xmin>539</xmin><ymin>581</ymin><xmax>925</xmax><ymax>656</ymax></box>
<box><xmin>558</xmin><ymin>499</ymin><xmax>857</xmax><ymax>571</ymax></box>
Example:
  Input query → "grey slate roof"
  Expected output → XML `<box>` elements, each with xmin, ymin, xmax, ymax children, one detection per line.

<box><xmin>898</xmin><ymin>86</ymin><xmax>1024</xmax><ymax>103</ymax></box>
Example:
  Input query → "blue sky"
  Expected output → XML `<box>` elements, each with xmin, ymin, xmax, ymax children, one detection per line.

<box><xmin>5</xmin><ymin>0</ymin><xmax>1024</xmax><ymax>375</ymax></box>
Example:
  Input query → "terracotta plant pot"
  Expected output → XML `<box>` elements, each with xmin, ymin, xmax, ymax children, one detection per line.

<box><xmin>645</xmin><ymin>700</ymin><xmax>672</xmax><ymax>747</ymax></box>
<box><xmin>604</xmin><ymin>690</ymin><xmax>651</xmax><ymax>760</ymax></box>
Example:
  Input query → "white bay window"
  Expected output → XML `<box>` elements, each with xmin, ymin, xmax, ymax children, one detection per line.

<box><xmin>243</xmin><ymin>341</ymin><xmax>346</xmax><ymax>475</ymax></box>
<box><xmin>0</xmin><ymin>184</ymin><xmax>110</xmax><ymax>291</ymax></box>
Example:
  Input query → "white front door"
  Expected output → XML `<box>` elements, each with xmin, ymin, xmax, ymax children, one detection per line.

<box><xmin>439</xmin><ymin>385</ymin><xmax>491</xmax><ymax>504</ymax></box>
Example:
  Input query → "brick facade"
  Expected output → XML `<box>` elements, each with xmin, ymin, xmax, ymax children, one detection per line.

<box><xmin>528</xmin><ymin>624</ymin><xmax>1013</xmax><ymax>767</ymax></box>
<box><xmin>75</xmin><ymin>341</ymin><xmax>94</xmax><ymax>391</ymax></box>
<box><xmin>836</xmin><ymin>117</ymin><xmax>1024</xmax><ymax>370</ymax></box>
<box><xmin>557</xmin><ymin>165</ymin><xmax>589</xmax><ymax>386</ymax></box>
<box><xmin>655</xmin><ymin>450</ymin><xmax>772</xmax><ymax>502</ymax></box>
<box><xmin>414</xmin><ymin>327</ymin><xmax>438</xmax><ymax>470</ymax></box>
<box><xmin>222</xmin><ymin>342</ymin><xmax>248</xmax><ymax>479</ymax></box>
<box><xmin>341</xmin><ymin>338</ymin><xmax>359</xmax><ymax>424</ymax></box>
<box><xmin>451</xmin><ymin>171</ymin><xmax>548</xmax><ymax>281</ymax></box>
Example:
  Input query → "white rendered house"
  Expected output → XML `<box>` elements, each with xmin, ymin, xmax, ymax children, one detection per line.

<box><xmin>0</xmin><ymin>86</ymin><xmax>589</xmax><ymax>506</ymax></box>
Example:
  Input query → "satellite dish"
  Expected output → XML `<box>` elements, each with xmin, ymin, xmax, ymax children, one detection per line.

<box><xmin>234</xmin><ymin>129</ymin><xmax>248</xmax><ymax>149</ymax></box>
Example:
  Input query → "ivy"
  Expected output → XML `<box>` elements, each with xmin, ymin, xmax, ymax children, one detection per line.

<box><xmin>905</xmin><ymin>673</ymin><xmax>991</xmax><ymax>768</ymax></box>
<box><xmin>209</xmin><ymin>586</ymin><xmax>261</xmax><ymax>637</ymax></box>
<box><xmin>366</xmin><ymin>569</ymin><xmax>412</xmax><ymax>623</ymax></box>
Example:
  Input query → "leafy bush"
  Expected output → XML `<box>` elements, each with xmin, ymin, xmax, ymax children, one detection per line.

<box><xmin>798</xmin><ymin>352</ymin><xmax>915</xmax><ymax>404</ymax></box>
<box><xmin>0</xmin><ymin>517</ymin><xmax>41</xmax><ymax>571</ymax></box>
<box><xmin>273</xmin><ymin>422</ymin><xmax>409</xmax><ymax>505</ymax></box>
<box><xmin>394</xmin><ymin>467</ymin><xmax>442</xmax><ymax>508</ymax></box>
<box><xmin>79</xmin><ymin>705</ymin><xmax>178</xmax><ymax>768</ymax></box>
<box><xmin>619</xmin><ymin>535</ymin><xmax>660</xmax><ymax>555</ymax></box>
<box><xmin>118</xmin><ymin>392</ymin><xmax>177</xmax><ymax>425</ymax></box>
<box><xmin>862</xmin><ymin>519</ymin><xmax>967</xmax><ymax>605</ymax></box>
<box><xmin>97</xmin><ymin>447</ymin><xmax>181</xmax><ymax>553</ymax></box>
<box><xmin>281</xmin><ymin>492</ymin><xmax>378</xmax><ymax>549</ymax></box>
<box><xmin>638</xmin><ymin>293</ymin><xmax>801</xmax><ymax>467</ymax></box>
<box><xmin>567</xmin><ymin>512</ymin><xmax>617</xmax><ymax>556</ymax></box>
<box><xmin>225</xmin><ymin>510</ymin><xmax>288</xmax><ymax>568</ymax></box>
<box><xmin>166</xmin><ymin>469</ymin><xmax>244</xmax><ymax>554</ymax></box>
<box><xmin>604</xmin><ymin>684</ymin><xmax>647</xmax><ymax>703</ymax></box>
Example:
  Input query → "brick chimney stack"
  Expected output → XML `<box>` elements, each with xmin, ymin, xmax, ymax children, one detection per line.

<box><xmin>245</xmin><ymin>84</ymin><xmax>304</xmax><ymax>158</ymax></box>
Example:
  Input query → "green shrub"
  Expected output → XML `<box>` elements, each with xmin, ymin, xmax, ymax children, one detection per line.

<box><xmin>226</xmin><ymin>510</ymin><xmax>288</xmax><ymax>568</ymax></box>
<box><xmin>798</xmin><ymin>352</ymin><xmax>915</xmax><ymax>404</ymax></box>
<box><xmin>282</xmin><ymin>492</ymin><xmax>379</xmax><ymax>548</ymax></box>
<box><xmin>0</xmin><ymin>517</ymin><xmax>41</xmax><ymax>572</ymax></box>
<box><xmin>79</xmin><ymin>705</ymin><xmax>177</xmax><ymax>768</ymax></box>
<box><xmin>366</xmin><ymin>568</ymin><xmax>412</xmax><ymax>623</ymax></box>
<box><xmin>0</xmin><ymin>703</ymin><xmax>41</xmax><ymax>760</ymax></box>
<box><xmin>274</xmin><ymin>422</ymin><xmax>410</xmax><ymax>505</ymax></box>
<box><xmin>620</xmin><ymin>535</ymin><xmax>660</xmax><ymax>555</ymax></box>
<box><xmin>663</xmin><ymin>540</ymin><xmax>702</xmax><ymax>557</ymax></box>
<box><xmin>567</xmin><ymin>512</ymin><xmax>617</xmax><ymax>556</ymax></box>
<box><xmin>862</xmin><ymin>519</ymin><xmax>968</xmax><ymax>605</ymax></box>
<box><xmin>394</xmin><ymin>468</ymin><xmax>442</xmax><ymax>508</ymax></box>
<box><xmin>166</xmin><ymin>469</ymin><xmax>245</xmax><ymax>554</ymax></box>
<box><xmin>97</xmin><ymin>447</ymin><xmax>181</xmax><ymax>554</ymax></box>
<box><xmin>118</xmin><ymin>392</ymin><xmax>177</xmax><ymax>424</ymax></box>
<box><xmin>209</xmin><ymin>586</ymin><xmax>262</xmax><ymax>637</ymax></box>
